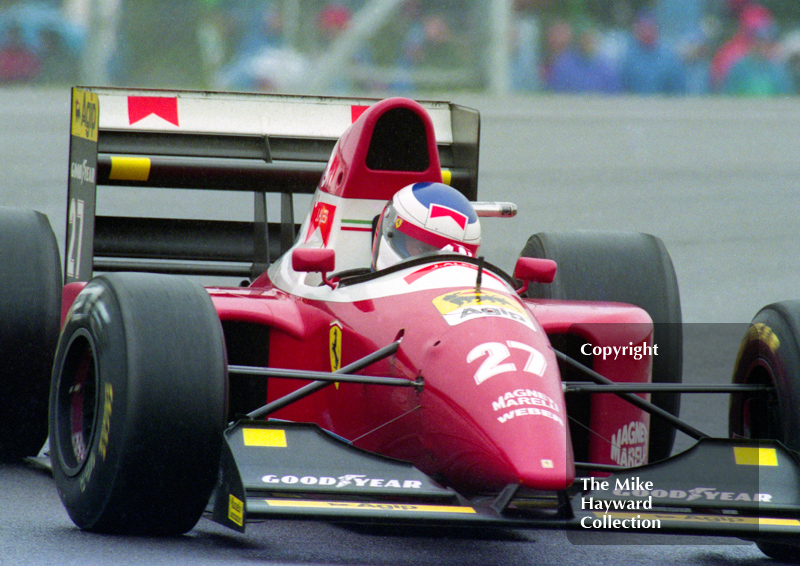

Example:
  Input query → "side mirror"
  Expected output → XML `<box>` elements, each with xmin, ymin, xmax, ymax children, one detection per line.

<box><xmin>514</xmin><ymin>257</ymin><xmax>557</xmax><ymax>295</ymax></box>
<box><xmin>292</xmin><ymin>248</ymin><xmax>336</xmax><ymax>288</ymax></box>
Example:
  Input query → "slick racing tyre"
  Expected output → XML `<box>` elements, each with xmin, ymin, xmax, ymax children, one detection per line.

<box><xmin>0</xmin><ymin>207</ymin><xmax>61</xmax><ymax>461</ymax></box>
<box><xmin>49</xmin><ymin>273</ymin><xmax>228</xmax><ymax>535</ymax></box>
<box><xmin>520</xmin><ymin>231</ymin><xmax>682</xmax><ymax>463</ymax></box>
<box><xmin>729</xmin><ymin>301</ymin><xmax>800</xmax><ymax>562</ymax></box>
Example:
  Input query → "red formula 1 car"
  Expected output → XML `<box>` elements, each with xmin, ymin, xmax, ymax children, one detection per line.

<box><xmin>2</xmin><ymin>88</ymin><xmax>800</xmax><ymax>559</ymax></box>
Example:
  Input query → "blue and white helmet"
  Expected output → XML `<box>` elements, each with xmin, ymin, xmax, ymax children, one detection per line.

<box><xmin>371</xmin><ymin>182</ymin><xmax>481</xmax><ymax>271</ymax></box>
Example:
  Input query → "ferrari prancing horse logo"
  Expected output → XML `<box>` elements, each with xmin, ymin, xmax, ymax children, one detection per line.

<box><xmin>330</xmin><ymin>322</ymin><xmax>342</xmax><ymax>373</ymax></box>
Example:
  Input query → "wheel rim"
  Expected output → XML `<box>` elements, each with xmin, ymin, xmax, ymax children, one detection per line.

<box><xmin>55</xmin><ymin>331</ymin><xmax>99</xmax><ymax>475</ymax></box>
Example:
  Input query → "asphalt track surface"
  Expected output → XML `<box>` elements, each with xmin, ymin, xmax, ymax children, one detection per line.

<box><xmin>3</xmin><ymin>88</ymin><xmax>800</xmax><ymax>564</ymax></box>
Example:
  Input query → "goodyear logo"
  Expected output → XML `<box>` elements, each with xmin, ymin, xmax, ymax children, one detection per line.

<box><xmin>432</xmin><ymin>289</ymin><xmax>534</xmax><ymax>330</ymax></box>
<box><xmin>72</xmin><ymin>88</ymin><xmax>99</xmax><ymax>141</ymax></box>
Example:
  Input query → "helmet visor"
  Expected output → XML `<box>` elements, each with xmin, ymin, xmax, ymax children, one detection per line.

<box><xmin>382</xmin><ymin>205</ymin><xmax>478</xmax><ymax>262</ymax></box>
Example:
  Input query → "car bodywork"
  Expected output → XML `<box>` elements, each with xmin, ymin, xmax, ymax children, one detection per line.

<box><xmin>59</xmin><ymin>87</ymin><xmax>800</xmax><ymax>543</ymax></box>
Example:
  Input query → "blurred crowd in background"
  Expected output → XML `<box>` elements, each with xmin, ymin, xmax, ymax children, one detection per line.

<box><xmin>0</xmin><ymin>0</ymin><xmax>799</xmax><ymax>97</ymax></box>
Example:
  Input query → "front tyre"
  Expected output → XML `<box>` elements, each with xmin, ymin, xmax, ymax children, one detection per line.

<box><xmin>49</xmin><ymin>273</ymin><xmax>228</xmax><ymax>535</ymax></box>
<box><xmin>729</xmin><ymin>301</ymin><xmax>800</xmax><ymax>561</ymax></box>
<box><xmin>520</xmin><ymin>231</ymin><xmax>682</xmax><ymax>462</ymax></box>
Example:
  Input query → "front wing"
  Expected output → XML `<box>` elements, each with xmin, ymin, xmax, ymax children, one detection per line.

<box><xmin>210</xmin><ymin>420</ymin><xmax>800</xmax><ymax>543</ymax></box>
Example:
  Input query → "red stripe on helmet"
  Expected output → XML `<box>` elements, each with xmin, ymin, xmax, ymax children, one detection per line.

<box><xmin>429</xmin><ymin>204</ymin><xmax>468</xmax><ymax>230</ymax></box>
<box><xmin>396</xmin><ymin>218</ymin><xmax>478</xmax><ymax>256</ymax></box>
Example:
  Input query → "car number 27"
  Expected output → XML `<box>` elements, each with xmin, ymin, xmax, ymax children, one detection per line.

<box><xmin>66</xmin><ymin>197</ymin><xmax>85</xmax><ymax>279</ymax></box>
<box><xmin>467</xmin><ymin>341</ymin><xmax>547</xmax><ymax>385</ymax></box>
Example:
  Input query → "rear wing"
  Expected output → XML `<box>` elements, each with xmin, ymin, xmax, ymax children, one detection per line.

<box><xmin>66</xmin><ymin>87</ymin><xmax>480</xmax><ymax>283</ymax></box>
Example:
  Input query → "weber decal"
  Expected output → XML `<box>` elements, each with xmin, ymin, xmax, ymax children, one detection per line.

<box><xmin>432</xmin><ymin>290</ymin><xmax>534</xmax><ymax>329</ymax></box>
<box><xmin>491</xmin><ymin>389</ymin><xmax>564</xmax><ymax>427</ymax></box>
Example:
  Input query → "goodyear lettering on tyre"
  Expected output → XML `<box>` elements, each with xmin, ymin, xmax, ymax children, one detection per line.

<box><xmin>750</xmin><ymin>323</ymin><xmax>781</xmax><ymax>353</ymax></box>
<box><xmin>79</xmin><ymin>452</ymin><xmax>94</xmax><ymax>493</ymax></box>
<box><xmin>98</xmin><ymin>383</ymin><xmax>113</xmax><ymax>460</ymax></box>
<box><xmin>734</xmin><ymin>322</ymin><xmax>781</xmax><ymax>371</ymax></box>
<box><xmin>79</xmin><ymin>381</ymin><xmax>113</xmax><ymax>493</ymax></box>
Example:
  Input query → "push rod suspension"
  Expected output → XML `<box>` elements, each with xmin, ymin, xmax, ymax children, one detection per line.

<box><xmin>554</xmin><ymin>349</ymin><xmax>708</xmax><ymax>441</ymax></box>
<box><xmin>229</xmin><ymin>365</ymin><xmax>419</xmax><ymax>388</ymax></box>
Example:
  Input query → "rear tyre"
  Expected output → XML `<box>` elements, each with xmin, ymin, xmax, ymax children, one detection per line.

<box><xmin>49</xmin><ymin>272</ymin><xmax>228</xmax><ymax>535</ymax></box>
<box><xmin>729</xmin><ymin>301</ymin><xmax>800</xmax><ymax>561</ymax></box>
<box><xmin>0</xmin><ymin>207</ymin><xmax>61</xmax><ymax>461</ymax></box>
<box><xmin>520</xmin><ymin>230</ymin><xmax>683</xmax><ymax>462</ymax></box>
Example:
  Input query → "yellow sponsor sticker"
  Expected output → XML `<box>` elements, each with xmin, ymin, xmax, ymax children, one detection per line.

<box><xmin>734</xmin><ymin>446</ymin><xmax>778</xmax><ymax>466</ymax></box>
<box><xmin>228</xmin><ymin>495</ymin><xmax>244</xmax><ymax>527</ymax></box>
<box><xmin>432</xmin><ymin>289</ymin><xmax>534</xmax><ymax>329</ymax></box>
<box><xmin>264</xmin><ymin>500</ymin><xmax>476</xmax><ymax>514</ymax></box>
<box><xmin>108</xmin><ymin>156</ymin><xmax>151</xmax><ymax>182</ymax></box>
<box><xmin>433</xmin><ymin>289</ymin><xmax>523</xmax><ymax>316</ymax></box>
<box><xmin>242</xmin><ymin>428</ymin><xmax>287</xmax><ymax>448</ymax></box>
<box><xmin>71</xmin><ymin>88</ymin><xmax>99</xmax><ymax>141</ymax></box>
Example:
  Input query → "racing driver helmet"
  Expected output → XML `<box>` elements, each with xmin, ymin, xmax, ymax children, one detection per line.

<box><xmin>371</xmin><ymin>182</ymin><xmax>481</xmax><ymax>271</ymax></box>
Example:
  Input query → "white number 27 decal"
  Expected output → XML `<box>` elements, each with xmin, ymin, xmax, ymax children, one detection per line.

<box><xmin>66</xmin><ymin>198</ymin><xmax>85</xmax><ymax>279</ymax></box>
<box><xmin>466</xmin><ymin>341</ymin><xmax>547</xmax><ymax>385</ymax></box>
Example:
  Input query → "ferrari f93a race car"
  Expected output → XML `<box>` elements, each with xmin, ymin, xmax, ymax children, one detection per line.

<box><xmin>2</xmin><ymin>88</ymin><xmax>800</xmax><ymax>559</ymax></box>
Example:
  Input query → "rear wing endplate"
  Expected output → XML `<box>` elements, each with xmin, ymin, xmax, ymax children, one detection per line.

<box><xmin>66</xmin><ymin>87</ymin><xmax>480</xmax><ymax>283</ymax></box>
